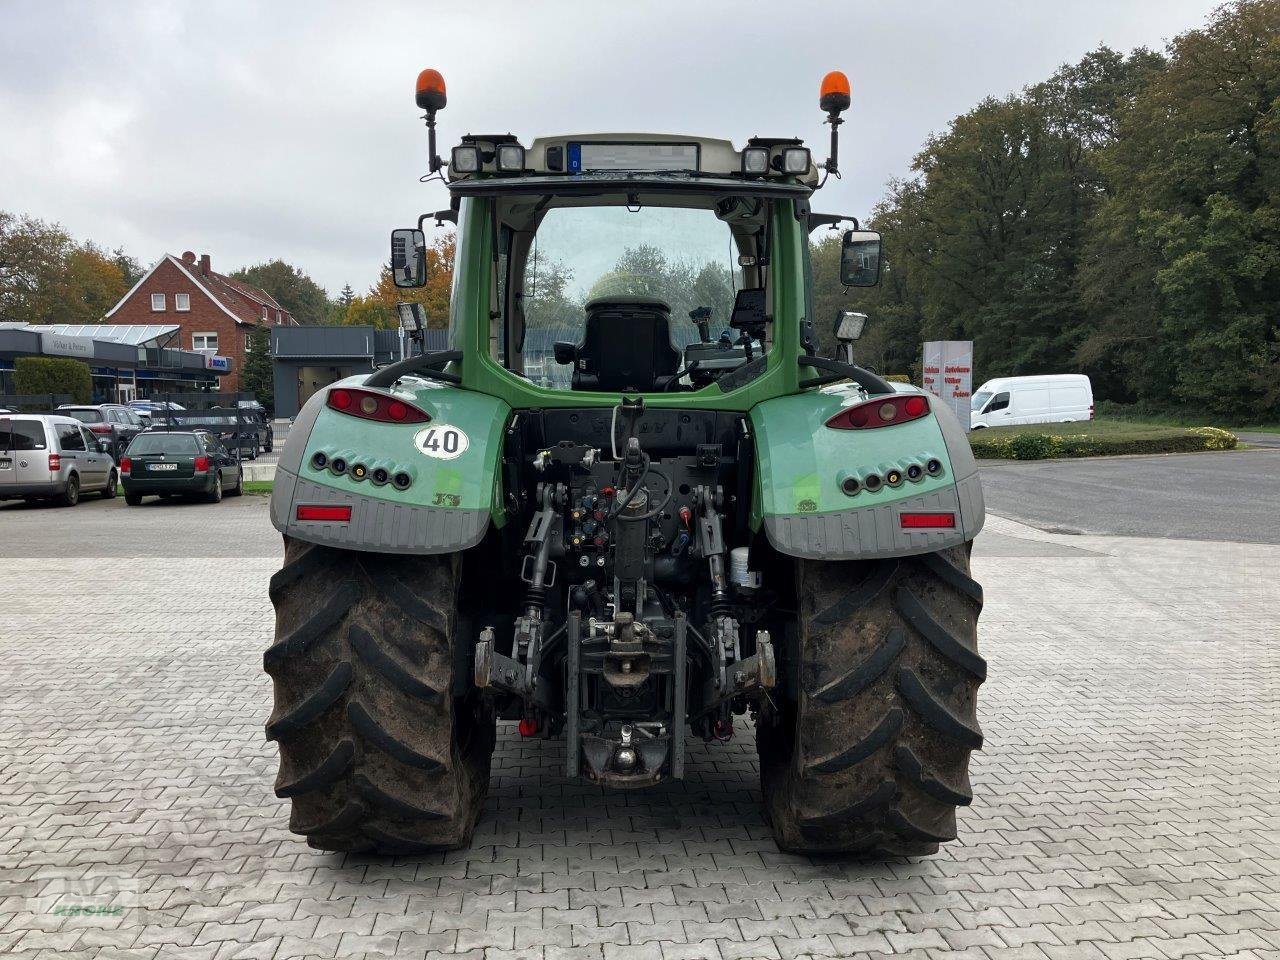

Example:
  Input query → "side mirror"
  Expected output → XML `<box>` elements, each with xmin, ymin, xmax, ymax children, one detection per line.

<box><xmin>840</xmin><ymin>230</ymin><xmax>882</xmax><ymax>287</ymax></box>
<box><xmin>553</xmin><ymin>341</ymin><xmax>577</xmax><ymax>365</ymax></box>
<box><xmin>391</xmin><ymin>228</ymin><xmax>427</xmax><ymax>288</ymax></box>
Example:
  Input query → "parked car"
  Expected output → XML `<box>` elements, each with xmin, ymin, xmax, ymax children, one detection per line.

<box><xmin>58</xmin><ymin>404</ymin><xmax>145</xmax><ymax>459</ymax></box>
<box><xmin>0</xmin><ymin>414</ymin><xmax>119</xmax><ymax>506</ymax></box>
<box><xmin>120</xmin><ymin>429</ymin><xmax>243</xmax><ymax>504</ymax></box>
<box><xmin>970</xmin><ymin>374</ymin><xmax>1094</xmax><ymax>429</ymax></box>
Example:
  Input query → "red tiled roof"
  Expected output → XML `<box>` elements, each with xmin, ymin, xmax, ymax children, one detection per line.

<box><xmin>170</xmin><ymin>255</ymin><xmax>293</xmax><ymax>326</ymax></box>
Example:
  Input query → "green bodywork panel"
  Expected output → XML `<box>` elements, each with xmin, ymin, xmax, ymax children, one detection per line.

<box><xmin>298</xmin><ymin>376</ymin><xmax>511</xmax><ymax>526</ymax></box>
<box><xmin>748</xmin><ymin>385</ymin><xmax>952</xmax><ymax>529</ymax></box>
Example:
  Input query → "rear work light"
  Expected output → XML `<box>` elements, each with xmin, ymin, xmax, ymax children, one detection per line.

<box><xmin>296</xmin><ymin>504</ymin><xmax>352</xmax><ymax>522</ymax></box>
<box><xmin>900</xmin><ymin>512</ymin><xmax>956</xmax><ymax>529</ymax></box>
<box><xmin>826</xmin><ymin>394</ymin><xmax>930</xmax><ymax>430</ymax></box>
<box><xmin>327</xmin><ymin>387</ymin><xmax>430</xmax><ymax>424</ymax></box>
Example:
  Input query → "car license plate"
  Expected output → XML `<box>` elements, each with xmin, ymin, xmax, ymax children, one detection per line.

<box><xmin>149</xmin><ymin>462</ymin><xmax>178</xmax><ymax>471</ymax></box>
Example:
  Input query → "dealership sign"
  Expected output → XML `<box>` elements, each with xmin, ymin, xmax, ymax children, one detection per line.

<box><xmin>204</xmin><ymin>354</ymin><xmax>231</xmax><ymax>372</ymax></box>
<box><xmin>40</xmin><ymin>332</ymin><xmax>95</xmax><ymax>359</ymax></box>
<box><xmin>922</xmin><ymin>341</ymin><xmax>973</xmax><ymax>430</ymax></box>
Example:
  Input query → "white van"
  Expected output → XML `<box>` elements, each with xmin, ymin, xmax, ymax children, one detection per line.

<box><xmin>970</xmin><ymin>374</ymin><xmax>1093</xmax><ymax>429</ymax></box>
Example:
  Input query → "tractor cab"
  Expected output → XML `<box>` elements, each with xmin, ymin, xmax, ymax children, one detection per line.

<box><xmin>389</xmin><ymin>71</ymin><xmax>888</xmax><ymax>408</ymax></box>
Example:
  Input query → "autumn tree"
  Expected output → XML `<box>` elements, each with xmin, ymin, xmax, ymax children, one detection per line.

<box><xmin>233</xmin><ymin>260</ymin><xmax>331</xmax><ymax>325</ymax></box>
<box><xmin>339</xmin><ymin>233</ymin><xmax>455</xmax><ymax>329</ymax></box>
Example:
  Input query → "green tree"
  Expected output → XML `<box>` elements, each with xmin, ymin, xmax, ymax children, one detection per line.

<box><xmin>1080</xmin><ymin>0</ymin><xmax>1280</xmax><ymax>417</ymax></box>
<box><xmin>232</xmin><ymin>260</ymin><xmax>331</xmax><ymax>325</ymax></box>
<box><xmin>240</xmin><ymin>323</ymin><xmax>274</xmax><ymax>412</ymax></box>
<box><xmin>14</xmin><ymin>356</ymin><xmax>92</xmax><ymax>403</ymax></box>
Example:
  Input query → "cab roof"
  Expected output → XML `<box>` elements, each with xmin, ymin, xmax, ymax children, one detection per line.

<box><xmin>446</xmin><ymin>132</ymin><xmax>820</xmax><ymax>192</ymax></box>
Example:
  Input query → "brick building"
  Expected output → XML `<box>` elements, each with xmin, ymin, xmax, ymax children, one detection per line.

<box><xmin>103</xmin><ymin>251</ymin><xmax>297</xmax><ymax>392</ymax></box>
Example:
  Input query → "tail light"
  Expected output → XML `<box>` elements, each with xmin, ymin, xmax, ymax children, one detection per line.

<box><xmin>89</xmin><ymin>423</ymin><xmax>112</xmax><ymax>434</ymax></box>
<box><xmin>120</xmin><ymin>456</ymin><xmax>132</xmax><ymax>476</ymax></box>
<box><xmin>48</xmin><ymin>453</ymin><xmax>61</xmax><ymax>472</ymax></box>
<box><xmin>827</xmin><ymin>394</ymin><xmax>930</xmax><ymax>430</ymax></box>
<box><xmin>900</xmin><ymin>512</ymin><xmax>956</xmax><ymax>529</ymax></box>
<box><xmin>1089</xmin><ymin>403</ymin><xmax>1095</xmax><ymax>420</ymax></box>
<box><xmin>194</xmin><ymin>455</ymin><xmax>210</xmax><ymax>472</ymax></box>
<box><xmin>328</xmin><ymin>387</ymin><xmax>430</xmax><ymax>424</ymax></box>
<box><xmin>296</xmin><ymin>504</ymin><xmax>352</xmax><ymax>522</ymax></box>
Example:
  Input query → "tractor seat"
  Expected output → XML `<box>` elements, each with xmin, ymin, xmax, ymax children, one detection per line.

<box><xmin>560</xmin><ymin>296</ymin><xmax>682</xmax><ymax>392</ymax></box>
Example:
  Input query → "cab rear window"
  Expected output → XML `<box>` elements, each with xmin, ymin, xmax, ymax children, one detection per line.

<box><xmin>0</xmin><ymin>420</ymin><xmax>47</xmax><ymax>451</ymax></box>
<box><xmin>127</xmin><ymin>433</ymin><xmax>200</xmax><ymax>455</ymax></box>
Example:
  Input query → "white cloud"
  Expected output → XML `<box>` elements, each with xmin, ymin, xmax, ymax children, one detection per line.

<box><xmin>0</xmin><ymin>0</ymin><xmax>1219</xmax><ymax>295</ymax></box>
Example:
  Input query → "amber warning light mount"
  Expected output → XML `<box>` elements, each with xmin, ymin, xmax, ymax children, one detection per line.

<box><xmin>415</xmin><ymin>68</ymin><xmax>448</xmax><ymax>173</ymax></box>
<box><xmin>819</xmin><ymin>70</ymin><xmax>852</xmax><ymax>181</ymax></box>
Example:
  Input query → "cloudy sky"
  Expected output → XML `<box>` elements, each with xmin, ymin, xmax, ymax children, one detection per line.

<box><xmin>1</xmin><ymin>0</ymin><xmax>1219</xmax><ymax>296</ymax></box>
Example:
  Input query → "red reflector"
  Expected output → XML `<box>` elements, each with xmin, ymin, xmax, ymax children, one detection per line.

<box><xmin>296</xmin><ymin>504</ymin><xmax>352</xmax><ymax>522</ymax></box>
<box><xmin>518</xmin><ymin>718</ymin><xmax>539</xmax><ymax>737</ymax></box>
<box><xmin>900</xmin><ymin>512</ymin><xmax>956</xmax><ymax>529</ymax></box>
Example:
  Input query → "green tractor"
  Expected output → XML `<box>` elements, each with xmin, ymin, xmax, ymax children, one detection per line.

<box><xmin>265</xmin><ymin>68</ymin><xmax>986</xmax><ymax>855</ymax></box>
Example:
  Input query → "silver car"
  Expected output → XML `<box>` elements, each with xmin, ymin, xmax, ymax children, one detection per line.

<box><xmin>0</xmin><ymin>414</ymin><xmax>119</xmax><ymax>506</ymax></box>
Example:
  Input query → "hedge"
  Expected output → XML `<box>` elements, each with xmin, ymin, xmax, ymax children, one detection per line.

<box><xmin>970</xmin><ymin>426</ymin><xmax>1237</xmax><ymax>460</ymax></box>
<box><xmin>13</xmin><ymin>356</ymin><xmax>92</xmax><ymax>404</ymax></box>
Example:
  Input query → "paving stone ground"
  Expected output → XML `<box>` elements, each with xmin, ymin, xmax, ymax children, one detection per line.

<box><xmin>1</xmin><ymin>502</ymin><xmax>1278</xmax><ymax>960</ymax></box>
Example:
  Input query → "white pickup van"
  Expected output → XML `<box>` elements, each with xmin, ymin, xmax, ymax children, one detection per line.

<box><xmin>970</xmin><ymin>374</ymin><xmax>1093</xmax><ymax>429</ymax></box>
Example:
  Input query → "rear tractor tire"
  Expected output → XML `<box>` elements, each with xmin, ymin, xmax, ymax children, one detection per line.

<box><xmin>759</xmin><ymin>544</ymin><xmax>985</xmax><ymax>856</ymax></box>
<box><xmin>265</xmin><ymin>537</ymin><xmax>495</xmax><ymax>853</ymax></box>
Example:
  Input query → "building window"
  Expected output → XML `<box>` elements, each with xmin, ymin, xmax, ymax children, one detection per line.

<box><xmin>244</xmin><ymin>333</ymin><xmax>253</xmax><ymax>352</ymax></box>
<box><xmin>262</xmin><ymin>305</ymin><xmax>269</xmax><ymax>321</ymax></box>
<box><xmin>193</xmin><ymin>332</ymin><xmax>218</xmax><ymax>354</ymax></box>
<box><xmin>175</xmin><ymin>293</ymin><xmax>190</xmax><ymax>312</ymax></box>
<box><xmin>151</xmin><ymin>293</ymin><xmax>166</xmax><ymax>311</ymax></box>
<box><xmin>276</xmin><ymin>309</ymin><xmax>283</xmax><ymax>324</ymax></box>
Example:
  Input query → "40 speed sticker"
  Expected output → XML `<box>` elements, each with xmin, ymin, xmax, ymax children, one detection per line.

<box><xmin>413</xmin><ymin>424</ymin><xmax>469</xmax><ymax>460</ymax></box>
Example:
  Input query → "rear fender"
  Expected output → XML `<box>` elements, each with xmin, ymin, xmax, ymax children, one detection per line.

<box><xmin>270</xmin><ymin>376</ymin><xmax>509</xmax><ymax>554</ymax></box>
<box><xmin>750</xmin><ymin>387</ymin><xmax>983</xmax><ymax>559</ymax></box>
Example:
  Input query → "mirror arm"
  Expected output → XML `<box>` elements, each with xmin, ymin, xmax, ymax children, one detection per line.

<box><xmin>365</xmin><ymin>350</ymin><xmax>462</xmax><ymax>388</ymax></box>
<box><xmin>798</xmin><ymin>355</ymin><xmax>894</xmax><ymax>395</ymax></box>
<box><xmin>809</xmin><ymin>213</ymin><xmax>859</xmax><ymax>232</ymax></box>
<box><xmin>823</xmin><ymin>112</ymin><xmax>844</xmax><ymax>178</ymax></box>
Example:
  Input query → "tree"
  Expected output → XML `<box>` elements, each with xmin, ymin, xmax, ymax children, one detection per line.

<box><xmin>336</xmin><ymin>233</ymin><xmax>455</xmax><ymax>329</ymax></box>
<box><xmin>240</xmin><ymin>323</ymin><xmax>274</xmax><ymax>413</ymax></box>
<box><xmin>233</xmin><ymin>260</ymin><xmax>331</xmax><ymax>325</ymax></box>
<box><xmin>14</xmin><ymin>356</ymin><xmax>92</xmax><ymax>403</ymax></box>
<box><xmin>1080</xmin><ymin>0</ymin><xmax>1280</xmax><ymax>417</ymax></box>
<box><xmin>0</xmin><ymin>213</ymin><xmax>128</xmax><ymax>325</ymax></box>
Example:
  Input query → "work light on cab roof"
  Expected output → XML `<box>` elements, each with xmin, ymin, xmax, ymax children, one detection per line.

<box><xmin>410</xmin><ymin>65</ymin><xmax>855</xmax><ymax>184</ymax></box>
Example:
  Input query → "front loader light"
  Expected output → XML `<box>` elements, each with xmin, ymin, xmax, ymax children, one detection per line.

<box><xmin>496</xmin><ymin>143</ymin><xmax>525</xmax><ymax>172</ymax></box>
<box><xmin>741</xmin><ymin>147</ymin><xmax>769</xmax><ymax>175</ymax></box>
<box><xmin>781</xmin><ymin>147</ymin><xmax>811</xmax><ymax>174</ymax></box>
<box><xmin>451</xmin><ymin>145</ymin><xmax>481</xmax><ymax>173</ymax></box>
